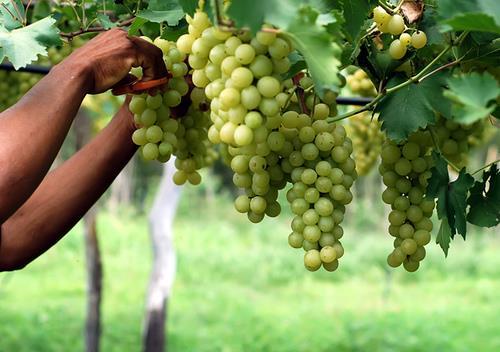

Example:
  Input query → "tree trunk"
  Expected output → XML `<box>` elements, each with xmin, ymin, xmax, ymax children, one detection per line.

<box><xmin>143</xmin><ymin>160</ymin><xmax>180</xmax><ymax>352</ymax></box>
<box><xmin>83</xmin><ymin>207</ymin><xmax>102</xmax><ymax>352</ymax></box>
<box><xmin>74</xmin><ymin>111</ymin><xmax>103</xmax><ymax>352</ymax></box>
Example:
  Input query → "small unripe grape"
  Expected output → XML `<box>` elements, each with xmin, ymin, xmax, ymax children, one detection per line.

<box><xmin>388</xmin><ymin>14</ymin><xmax>405</xmax><ymax>35</ymax></box>
<box><xmin>389</xmin><ymin>39</ymin><xmax>407</xmax><ymax>60</ymax></box>
<box><xmin>257</xmin><ymin>76</ymin><xmax>281</xmax><ymax>98</ymax></box>
<box><xmin>400</xmin><ymin>33</ymin><xmax>411</xmax><ymax>46</ymax></box>
<box><xmin>288</xmin><ymin>232</ymin><xmax>304</xmax><ymax>248</ymax></box>
<box><xmin>401</xmin><ymin>238</ymin><xmax>417</xmax><ymax>255</ymax></box>
<box><xmin>403</xmin><ymin>259</ymin><xmax>419</xmax><ymax>272</ymax></box>
<box><xmin>235</xmin><ymin>44</ymin><xmax>256</xmax><ymax>65</ymax></box>
<box><xmin>411</xmin><ymin>31</ymin><xmax>427</xmax><ymax>49</ymax></box>
<box><xmin>373</xmin><ymin>6</ymin><xmax>390</xmax><ymax>24</ymax></box>
<box><xmin>304</xmin><ymin>250</ymin><xmax>322</xmax><ymax>271</ymax></box>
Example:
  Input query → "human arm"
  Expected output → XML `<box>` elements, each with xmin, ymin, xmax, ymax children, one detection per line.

<box><xmin>0</xmin><ymin>100</ymin><xmax>137</xmax><ymax>270</ymax></box>
<box><xmin>0</xmin><ymin>28</ymin><xmax>166</xmax><ymax>223</ymax></box>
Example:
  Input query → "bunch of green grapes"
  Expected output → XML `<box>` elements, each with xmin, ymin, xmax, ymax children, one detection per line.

<box><xmin>177</xmin><ymin>11</ymin><xmax>296</xmax><ymax>221</ymax></box>
<box><xmin>372</xmin><ymin>6</ymin><xmax>427</xmax><ymax>60</ymax></box>
<box><xmin>130</xmin><ymin>37</ymin><xmax>216</xmax><ymax>185</ymax></box>
<box><xmin>171</xmin><ymin>87</ymin><xmax>218</xmax><ymax>185</ymax></box>
<box><xmin>346</xmin><ymin>112</ymin><xmax>384</xmax><ymax>176</ymax></box>
<box><xmin>432</xmin><ymin>115</ymin><xmax>494</xmax><ymax>168</ymax></box>
<box><xmin>130</xmin><ymin>39</ymin><xmax>189</xmax><ymax>161</ymax></box>
<box><xmin>345</xmin><ymin>69</ymin><xmax>377</xmax><ymax>97</ymax></box>
<box><xmin>379</xmin><ymin>134</ymin><xmax>435</xmax><ymax>272</ymax></box>
<box><xmin>283</xmin><ymin>105</ymin><xmax>357</xmax><ymax>272</ymax></box>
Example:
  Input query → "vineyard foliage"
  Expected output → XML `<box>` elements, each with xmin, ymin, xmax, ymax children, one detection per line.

<box><xmin>0</xmin><ymin>0</ymin><xmax>498</xmax><ymax>272</ymax></box>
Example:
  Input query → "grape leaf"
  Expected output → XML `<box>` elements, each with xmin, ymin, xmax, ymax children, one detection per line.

<box><xmin>448</xmin><ymin>170</ymin><xmax>475</xmax><ymax>237</ymax></box>
<box><xmin>437</xmin><ymin>0</ymin><xmax>500</xmax><ymax>34</ymax></box>
<box><xmin>138</xmin><ymin>0</ymin><xmax>185</xmax><ymax>26</ymax></box>
<box><xmin>427</xmin><ymin>153</ymin><xmax>475</xmax><ymax>246</ymax></box>
<box><xmin>283</xmin><ymin>6</ymin><xmax>342</xmax><ymax>97</ymax></box>
<box><xmin>128</xmin><ymin>17</ymin><xmax>148</xmax><ymax>36</ymax></box>
<box><xmin>467</xmin><ymin>163</ymin><xmax>500</xmax><ymax>227</ymax></box>
<box><xmin>0</xmin><ymin>0</ymin><xmax>24</xmax><ymax>30</ymax></box>
<box><xmin>0</xmin><ymin>16</ymin><xmax>60</xmax><ymax>69</ymax></box>
<box><xmin>177</xmin><ymin>0</ymin><xmax>197</xmax><ymax>16</ymax></box>
<box><xmin>419</xmin><ymin>8</ymin><xmax>446</xmax><ymax>46</ymax></box>
<box><xmin>340</xmin><ymin>0</ymin><xmax>377</xmax><ymax>42</ymax></box>
<box><xmin>137</xmin><ymin>9</ymin><xmax>184</xmax><ymax>25</ymax></box>
<box><xmin>436</xmin><ymin>217</ymin><xmax>452</xmax><ymax>257</ymax></box>
<box><xmin>426</xmin><ymin>151</ymin><xmax>450</xmax><ymax>202</ymax></box>
<box><xmin>96</xmin><ymin>14</ymin><xmax>116</xmax><ymax>29</ymax></box>
<box><xmin>32</xmin><ymin>0</ymin><xmax>51</xmax><ymax>21</ymax></box>
<box><xmin>375</xmin><ymin>73</ymin><xmax>451</xmax><ymax>142</ymax></box>
<box><xmin>285</xmin><ymin>51</ymin><xmax>306</xmax><ymax>79</ymax></box>
<box><xmin>227</xmin><ymin>0</ymin><xmax>300</xmax><ymax>34</ymax></box>
<box><xmin>443</xmin><ymin>72</ymin><xmax>500</xmax><ymax>124</ymax></box>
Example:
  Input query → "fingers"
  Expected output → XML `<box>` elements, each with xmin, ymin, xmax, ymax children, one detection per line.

<box><xmin>128</xmin><ymin>36</ymin><xmax>168</xmax><ymax>82</ymax></box>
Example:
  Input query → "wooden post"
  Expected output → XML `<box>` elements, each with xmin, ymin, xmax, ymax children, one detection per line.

<box><xmin>74</xmin><ymin>112</ymin><xmax>103</xmax><ymax>352</ymax></box>
<box><xmin>83</xmin><ymin>207</ymin><xmax>102</xmax><ymax>352</ymax></box>
<box><xmin>143</xmin><ymin>160</ymin><xmax>180</xmax><ymax>352</ymax></box>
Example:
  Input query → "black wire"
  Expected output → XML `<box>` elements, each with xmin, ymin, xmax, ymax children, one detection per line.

<box><xmin>0</xmin><ymin>63</ymin><xmax>374</xmax><ymax>106</ymax></box>
<box><xmin>0</xmin><ymin>62</ymin><xmax>51</xmax><ymax>75</ymax></box>
<box><xmin>336</xmin><ymin>96</ymin><xmax>373</xmax><ymax>106</ymax></box>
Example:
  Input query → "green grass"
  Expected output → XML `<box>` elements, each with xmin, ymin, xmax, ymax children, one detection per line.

<box><xmin>1</xmin><ymin>188</ymin><xmax>499</xmax><ymax>352</ymax></box>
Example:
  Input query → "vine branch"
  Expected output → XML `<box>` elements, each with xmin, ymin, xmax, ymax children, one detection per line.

<box><xmin>471</xmin><ymin>159</ymin><xmax>500</xmax><ymax>175</ymax></box>
<box><xmin>60</xmin><ymin>17</ymin><xmax>135</xmax><ymax>39</ymax></box>
<box><xmin>328</xmin><ymin>31</ymin><xmax>470</xmax><ymax>123</ymax></box>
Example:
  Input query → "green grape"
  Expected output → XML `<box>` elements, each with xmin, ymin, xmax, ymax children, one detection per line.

<box><xmin>388</xmin><ymin>14</ymin><xmax>405</xmax><ymax>35</ymax></box>
<box><xmin>411</xmin><ymin>31</ymin><xmax>427</xmax><ymax>49</ymax></box>
<box><xmin>304</xmin><ymin>250</ymin><xmax>322</xmax><ymax>271</ymax></box>
<box><xmin>389</xmin><ymin>39</ymin><xmax>407</xmax><ymax>60</ymax></box>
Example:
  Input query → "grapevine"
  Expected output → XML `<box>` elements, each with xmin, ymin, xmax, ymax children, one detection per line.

<box><xmin>0</xmin><ymin>0</ymin><xmax>498</xmax><ymax>273</ymax></box>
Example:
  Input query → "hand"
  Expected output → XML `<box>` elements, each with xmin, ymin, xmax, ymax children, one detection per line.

<box><xmin>63</xmin><ymin>28</ymin><xmax>167</xmax><ymax>94</ymax></box>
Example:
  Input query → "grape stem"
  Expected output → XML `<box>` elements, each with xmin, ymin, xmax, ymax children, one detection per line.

<box><xmin>0</xmin><ymin>3</ymin><xmax>20</xmax><ymax>23</ymax></box>
<box><xmin>428</xmin><ymin>127</ymin><xmax>461</xmax><ymax>173</ymax></box>
<box><xmin>471</xmin><ymin>159</ymin><xmax>500</xmax><ymax>175</ymax></box>
<box><xmin>377</xmin><ymin>1</ymin><xmax>393</xmax><ymax>14</ymax></box>
<box><xmin>60</xmin><ymin>17</ymin><xmax>135</xmax><ymax>39</ymax></box>
<box><xmin>328</xmin><ymin>31</ymin><xmax>470</xmax><ymax>123</ymax></box>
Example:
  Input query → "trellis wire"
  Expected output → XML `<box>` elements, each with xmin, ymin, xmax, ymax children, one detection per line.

<box><xmin>0</xmin><ymin>62</ymin><xmax>373</xmax><ymax>106</ymax></box>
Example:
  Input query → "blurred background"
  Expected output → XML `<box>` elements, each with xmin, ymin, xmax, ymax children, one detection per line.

<box><xmin>0</xmin><ymin>97</ymin><xmax>499</xmax><ymax>352</ymax></box>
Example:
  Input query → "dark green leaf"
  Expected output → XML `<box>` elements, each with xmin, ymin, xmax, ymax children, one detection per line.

<box><xmin>448</xmin><ymin>170</ymin><xmax>475</xmax><ymax>238</ymax></box>
<box><xmin>437</xmin><ymin>0</ymin><xmax>500</xmax><ymax>34</ymax></box>
<box><xmin>283</xmin><ymin>6</ymin><xmax>342</xmax><ymax>97</ymax></box>
<box><xmin>227</xmin><ymin>0</ymin><xmax>300</xmax><ymax>34</ymax></box>
<box><xmin>32</xmin><ymin>0</ymin><xmax>51</xmax><ymax>21</ymax></box>
<box><xmin>177</xmin><ymin>0</ymin><xmax>197</xmax><ymax>15</ymax></box>
<box><xmin>436</xmin><ymin>217</ymin><xmax>452</xmax><ymax>256</ymax></box>
<box><xmin>128</xmin><ymin>17</ymin><xmax>149</xmax><ymax>36</ymax></box>
<box><xmin>427</xmin><ymin>151</ymin><xmax>450</xmax><ymax>200</ymax></box>
<box><xmin>419</xmin><ymin>8</ymin><xmax>446</xmax><ymax>46</ymax></box>
<box><xmin>376</xmin><ymin>73</ymin><xmax>451</xmax><ymax>142</ymax></box>
<box><xmin>443</xmin><ymin>72</ymin><xmax>499</xmax><ymax>124</ymax></box>
<box><xmin>341</xmin><ymin>0</ymin><xmax>377</xmax><ymax>42</ymax></box>
<box><xmin>284</xmin><ymin>51</ymin><xmax>306</xmax><ymax>79</ymax></box>
<box><xmin>96</xmin><ymin>14</ymin><xmax>116</xmax><ymax>29</ymax></box>
<box><xmin>467</xmin><ymin>163</ymin><xmax>500</xmax><ymax>227</ymax></box>
<box><xmin>137</xmin><ymin>8</ymin><xmax>184</xmax><ymax>25</ymax></box>
<box><xmin>427</xmin><ymin>153</ymin><xmax>475</xmax><ymax>250</ymax></box>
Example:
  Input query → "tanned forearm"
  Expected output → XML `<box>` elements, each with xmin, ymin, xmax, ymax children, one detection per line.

<box><xmin>0</xmin><ymin>102</ymin><xmax>137</xmax><ymax>270</ymax></box>
<box><xmin>0</xmin><ymin>62</ymin><xmax>90</xmax><ymax>222</ymax></box>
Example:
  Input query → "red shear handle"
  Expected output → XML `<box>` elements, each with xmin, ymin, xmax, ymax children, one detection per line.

<box><xmin>111</xmin><ymin>77</ymin><xmax>169</xmax><ymax>96</ymax></box>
